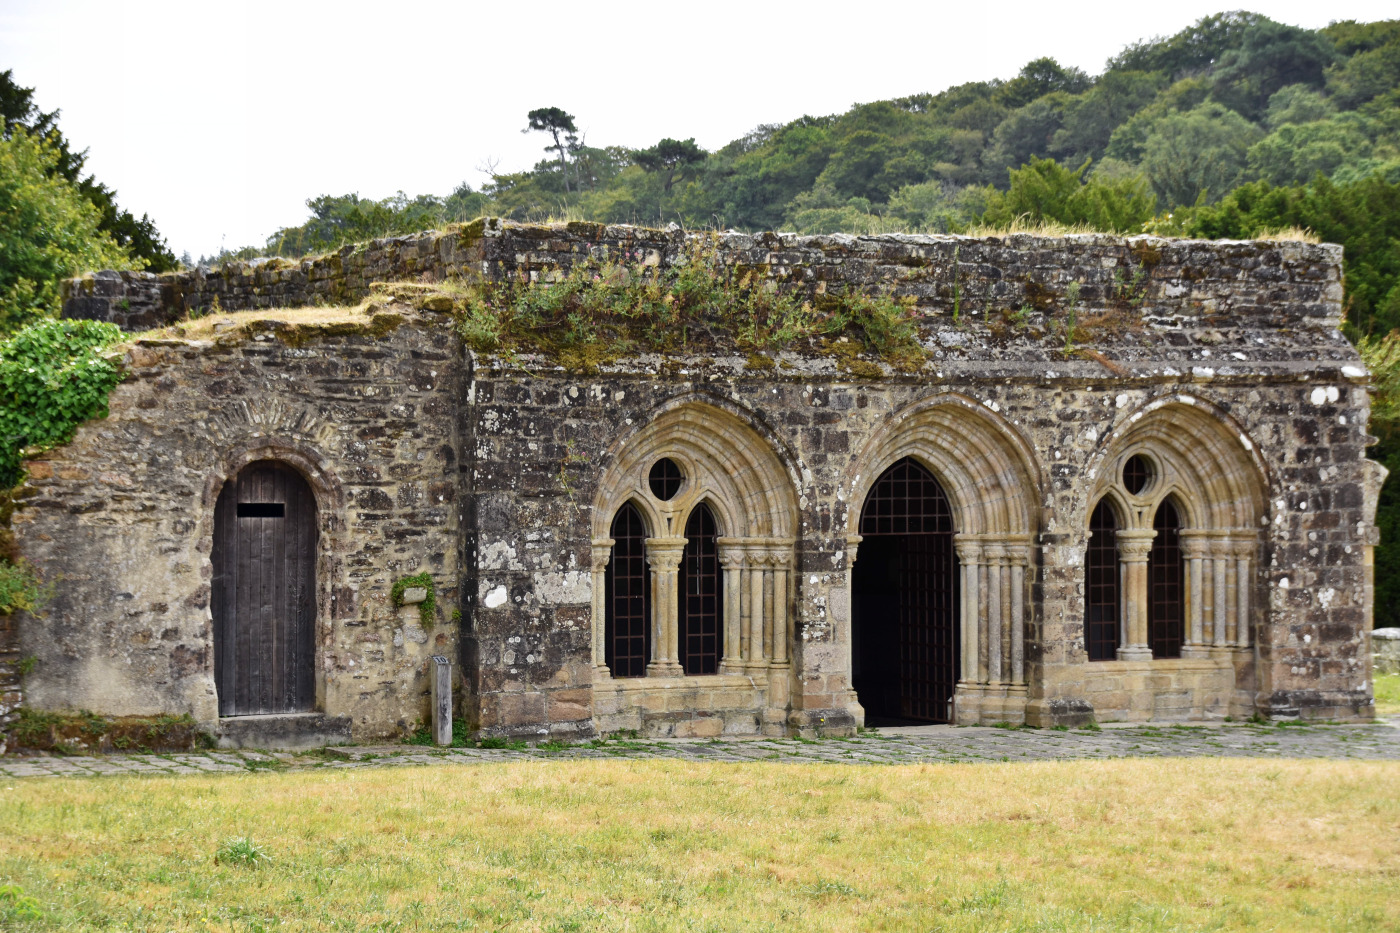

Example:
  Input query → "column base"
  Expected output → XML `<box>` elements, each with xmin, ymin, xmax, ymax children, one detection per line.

<box><xmin>1116</xmin><ymin>645</ymin><xmax>1153</xmax><ymax>661</ymax></box>
<box><xmin>1208</xmin><ymin>646</ymin><xmax>1235</xmax><ymax>660</ymax></box>
<box><xmin>646</xmin><ymin>661</ymin><xmax>685</xmax><ymax>677</ymax></box>
<box><xmin>1180</xmin><ymin>645</ymin><xmax>1212</xmax><ymax>659</ymax></box>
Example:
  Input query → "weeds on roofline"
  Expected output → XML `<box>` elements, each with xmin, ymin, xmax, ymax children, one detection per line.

<box><xmin>450</xmin><ymin>242</ymin><xmax>928</xmax><ymax>373</ymax></box>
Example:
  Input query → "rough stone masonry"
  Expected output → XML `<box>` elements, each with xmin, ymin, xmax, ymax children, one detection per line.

<box><xmin>8</xmin><ymin>219</ymin><xmax>1384</xmax><ymax>746</ymax></box>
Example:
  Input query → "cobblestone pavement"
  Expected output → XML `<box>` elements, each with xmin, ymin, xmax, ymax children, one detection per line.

<box><xmin>3</xmin><ymin>718</ymin><xmax>1398</xmax><ymax>779</ymax></box>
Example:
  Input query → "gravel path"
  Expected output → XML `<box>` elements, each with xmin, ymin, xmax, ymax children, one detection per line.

<box><xmin>3</xmin><ymin>718</ymin><xmax>1398</xmax><ymax>779</ymax></box>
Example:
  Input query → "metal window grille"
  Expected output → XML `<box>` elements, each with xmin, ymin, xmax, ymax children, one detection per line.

<box><xmin>1122</xmin><ymin>455</ymin><xmax>1152</xmax><ymax>495</ymax></box>
<box><xmin>1148</xmin><ymin>499</ymin><xmax>1184</xmax><ymax>659</ymax></box>
<box><xmin>605</xmin><ymin>503</ymin><xmax>651</xmax><ymax>677</ymax></box>
<box><xmin>857</xmin><ymin>457</ymin><xmax>958</xmax><ymax>722</ymax></box>
<box><xmin>1086</xmin><ymin>499</ymin><xmax>1120</xmax><ymax>661</ymax></box>
<box><xmin>648</xmin><ymin>458</ymin><xmax>683</xmax><ymax>501</ymax></box>
<box><xmin>679</xmin><ymin>504</ymin><xmax>722</xmax><ymax>675</ymax></box>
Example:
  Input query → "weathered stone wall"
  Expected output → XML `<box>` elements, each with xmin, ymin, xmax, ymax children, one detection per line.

<box><xmin>14</xmin><ymin>312</ymin><xmax>463</xmax><ymax>740</ymax></box>
<box><xmin>22</xmin><ymin>221</ymin><xmax>1375</xmax><ymax>743</ymax></box>
<box><xmin>0</xmin><ymin>611</ymin><xmax>19</xmax><ymax>754</ymax></box>
<box><xmin>64</xmin><ymin>220</ymin><xmax>1341</xmax><ymax>342</ymax></box>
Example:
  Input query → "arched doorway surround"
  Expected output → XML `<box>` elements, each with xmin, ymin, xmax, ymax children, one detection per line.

<box><xmin>843</xmin><ymin>394</ymin><xmax>1043</xmax><ymax>724</ymax></box>
<box><xmin>590</xmin><ymin>399</ymin><xmax>799</xmax><ymax>679</ymax></box>
<box><xmin>852</xmin><ymin>457</ymin><xmax>959</xmax><ymax>722</ymax></box>
<box><xmin>1085</xmin><ymin>396</ymin><xmax>1269</xmax><ymax>662</ymax></box>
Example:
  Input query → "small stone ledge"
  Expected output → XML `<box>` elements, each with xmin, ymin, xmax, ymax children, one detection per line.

<box><xmin>216</xmin><ymin>713</ymin><xmax>353</xmax><ymax>750</ymax></box>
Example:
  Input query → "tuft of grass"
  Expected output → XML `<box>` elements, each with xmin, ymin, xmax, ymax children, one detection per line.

<box><xmin>214</xmin><ymin>837</ymin><xmax>270</xmax><ymax>868</ymax></box>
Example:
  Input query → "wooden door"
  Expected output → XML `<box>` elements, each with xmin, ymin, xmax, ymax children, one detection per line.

<box><xmin>212</xmin><ymin>461</ymin><xmax>317</xmax><ymax>716</ymax></box>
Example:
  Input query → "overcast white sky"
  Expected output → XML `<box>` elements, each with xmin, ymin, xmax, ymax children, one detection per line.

<box><xmin>2</xmin><ymin>1</ymin><xmax>1396</xmax><ymax>259</ymax></box>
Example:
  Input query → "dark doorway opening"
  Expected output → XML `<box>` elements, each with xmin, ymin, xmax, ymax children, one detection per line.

<box><xmin>852</xmin><ymin>457</ymin><xmax>959</xmax><ymax>724</ymax></box>
<box><xmin>212</xmin><ymin>460</ymin><xmax>317</xmax><ymax>716</ymax></box>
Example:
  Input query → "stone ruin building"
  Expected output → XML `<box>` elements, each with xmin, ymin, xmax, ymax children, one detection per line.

<box><xmin>5</xmin><ymin>219</ymin><xmax>1384</xmax><ymax>747</ymax></box>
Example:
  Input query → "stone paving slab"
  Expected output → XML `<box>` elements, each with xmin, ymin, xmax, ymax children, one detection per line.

<box><xmin>2</xmin><ymin>719</ymin><xmax>1397</xmax><ymax>780</ymax></box>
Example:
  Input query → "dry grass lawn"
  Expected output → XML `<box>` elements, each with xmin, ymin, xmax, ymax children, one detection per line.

<box><xmin>1</xmin><ymin>757</ymin><xmax>1397</xmax><ymax>932</ymax></box>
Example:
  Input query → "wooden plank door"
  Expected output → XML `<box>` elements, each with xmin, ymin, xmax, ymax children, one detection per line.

<box><xmin>212</xmin><ymin>460</ymin><xmax>317</xmax><ymax>716</ymax></box>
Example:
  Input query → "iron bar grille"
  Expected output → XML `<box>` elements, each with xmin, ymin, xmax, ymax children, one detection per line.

<box><xmin>679</xmin><ymin>504</ymin><xmax>722</xmax><ymax>675</ymax></box>
<box><xmin>1148</xmin><ymin>499</ymin><xmax>1184</xmax><ymax>659</ymax></box>
<box><xmin>858</xmin><ymin>457</ymin><xmax>958</xmax><ymax>722</ymax></box>
<box><xmin>605</xmin><ymin>503</ymin><xmax>651</xmax><ymax>677</ymax></box>
<box><xmin>648</xmin><ymin>458</ymin><xmax>683</xmax><ymax>501</ymax></box>
<box><xmin>1086</xmin><ymin>499</ymin><xmax>1120</xmax><ymax>661</ymax></box>
<box><xmin>1123</xmin><ymin>454</ymin><xmax>1152</xmax><ymax>495</ymax></box>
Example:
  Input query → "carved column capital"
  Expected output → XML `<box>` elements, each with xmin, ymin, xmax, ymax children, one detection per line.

<box><xmin>1180</xmin><ymin>534</ymin><xmax>1211</xmax><ymax>561</ymax></box>
<box><xmin>590</xmin><ymin>538</ymin><xmax>615</xmax><ymax>573</ymax></box>
<box><xmin>644</xmin><ymin>537</ymin><xmax>687</xmax><ymax>572</ymax></box>
<box><xmin>1117</xmin><ymin>529</ymin><xmax>1156</xmax><ymax>562</ymax></box>
<box><xmin>1231</xmin><ymin>537</ymin><xmax>1257</xmax><ymax>560</ymax></box>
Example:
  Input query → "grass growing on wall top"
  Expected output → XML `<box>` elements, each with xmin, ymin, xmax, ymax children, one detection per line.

<box><xmin>1</xmin><ymin>758</ymin><xmax>1398</xmax><ymax>931</ymax></box>
<box><xmin>453</xmin><ymin>243</ymin><xmax>928</xmax><ymax>372</ymax></box>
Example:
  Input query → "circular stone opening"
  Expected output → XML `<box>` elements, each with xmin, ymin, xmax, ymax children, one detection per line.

<box><xmin>648</xmin><ymin>458</ymin><xmax>684</xmax><ymax>501</ymax></box>
<box><xmin>1122</xmin><ymin>454</ymin><xmax>1154</xmax><ymax>496</ymax></box>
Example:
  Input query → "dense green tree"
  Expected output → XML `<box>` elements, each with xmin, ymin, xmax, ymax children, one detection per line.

<box><xmin>0</xmin><ymin>130</ymin><xmax>132</xmax><ymax>331</ymax></box>
<box><xmin>0</xmin><ymin>70</ymin><xmax>174</xmax><ymax>273</ymax></box>
<box><xmin>524</xmin><ymin>107</ymin><xmax>579</xmax><ymax>194</ymax></box>
<box><xmin>1107</xmin><ymin>11</ymin><xmax>1266</xmax><ymax>78</ymax></box>
<box><xmin>995</xmin><ymin>58</ymin><xmax>1091</xmax><ymax>110</ymax></box>
<box><xmin>1049</xmin><ymin>71</ymin><xmax>1168</xmax><ymax>166</ymax></box>
<box><xmin>1210</xmin><ymin>19</ymin><xmax>1337</xmax><ymax>120</ymax></box>
<box><xmin>1139</xmin><ymin>103</ymin><xmax>1262</xmax><ymax>206</ymax></box>
<box><xmin>980</xmin><ymin>157</ymin><xmax>1155</xmax><ymax>232</ymax></box>
<box><xmin>983</xmin><ymin>94</ymin><xmax>1071</xmax><ymax>184</ymax></box>
<box><xmin>1327</xmin><ymin>36</ymin><xmax>1400</xmax><ymax>108</ymax></box>
<box><xmin>633</xmin><ymin>138</ymin><xmax>706</xmax><ymax>193</ymax></box>
<box><xmin>1247</xmin><ymin>113</ymin><xmax>1376</xmax><ymax>186</ymax></box>
<box><xmin>1264</xmin><ymin>84</ymin><xmax>1336</xmax><ymax>128</ymax></box>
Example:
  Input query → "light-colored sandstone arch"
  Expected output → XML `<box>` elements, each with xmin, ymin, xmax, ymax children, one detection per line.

<box><xmin>589</xmin><ymin>398</ymin><xmax>799</xmax><ymax>679</ymax></box>
<box><xmin>842</xmin><ymin>393</ymin><xmax>1044</xmax><ymax>723</ymax></box>
<box><xmin>1086</xmin><ymin>394</ymin><xmax>1270</xmax><ymax>659</ymax></box>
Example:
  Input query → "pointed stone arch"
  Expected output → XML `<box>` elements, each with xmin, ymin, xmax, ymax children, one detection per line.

<box><xmin>589</xmin><ymin>398</ymin><xmax>799</xmax><ymax>681</ymax></box>
<box><xmin>842</xmin><ymin>393</ymin><xmax>1044</xmax><ymax>725</ymax></box>
<box><xmin>1086</xmin><ymin>394</ymin><xmax>1270</xmax><ymax>661</ymax></box>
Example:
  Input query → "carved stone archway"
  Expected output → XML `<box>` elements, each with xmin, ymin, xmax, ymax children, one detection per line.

<box><xmin>843</xmin><ymin>393</ymin><xmax>1043</xmax><ymax>724</ymax></box>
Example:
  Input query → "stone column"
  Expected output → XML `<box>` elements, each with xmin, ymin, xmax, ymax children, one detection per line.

<box><xmin>1211</xmin><ymin>537</ymin><xmax>1230</xmax><ymax>654</ymax></box>
<box><xmin>1233</xmin><ymin>538</ymin><xmax>1254</xmax><ymax>648</ymax></box>
<box><xmin>717</xmin><ymin>541</ymin><xmax>743</xmax><ymax>673</ymax></box>
<box><xmin>747</xmin><ymin>549</ymin><xmax>768</xmax><ymax>667</ymax></box>
<box><xmin>770</xmin><ymin>548</ymin><xmax>790</xmax><ymax>666</ymax></box>
<box><xmin>645</xmin><ymin>537</ymin><xmax>686</xmax><ymax>677</ymax></box>
<box><xmin>954</xmin><ymin>537</ymin><xmax>981</xmax><ymax>686</ymax></box>
<box><xmin>1180</xmin><ymin>533</ymin><xmax>1210</xmax><ymax>658</ymax></box>
<box><xmin>590</xmin><ymin>538</ymin><xmax>614</xmax><ymax>676</ymax></box>
<box><xmin>985</xmin><ymin>544</ymin><xmax>1006</xmax><ymax>684</ymax></box>
<box><xmin>1116</xmin><ymin>530</ymin><xmax>1156</xmax><ymax>661</ymax></box>
<box><xmin>1009</xmin><ymin>543</ymin><xmax>1027</xmax><ymax>687</ymax></box>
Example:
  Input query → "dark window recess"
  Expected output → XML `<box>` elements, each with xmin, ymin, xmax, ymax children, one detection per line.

<box><xmin>236</xmin><ymin>502</ymin><xmax>285</xmax><ymax>518</ymax></box>
<box><xmin>1122</xmin><ymin>454</ymin><xmax>1152</xmax><ymax>495</ymax></box>
<box><xmin>648</xmin><ymin>458</ymin><xmax>683</xmax><ymax>501</ymax></box>
<box><xmin>605</xmin><ymin>503</ymin><xmax>651</xmax><ymax>677</ymax></box>
<box><xmin>1148</xmin><ymin>499</ymin><xmax>1184</xmax><ymax>659</ymax></box>
<box><xmin>853</xmin><ymin>457</ymin><xmax>958</xmax><ymax>724</ymax></box>
<box><xmin>1086</xmin><ymin>499</ymin><xmax>1120</xmax><ymax>661</ymax></box>
<box><xmin>679</xmin><ymin>504</ymin><xmax>722</xmax><ymax>675</ymax></box>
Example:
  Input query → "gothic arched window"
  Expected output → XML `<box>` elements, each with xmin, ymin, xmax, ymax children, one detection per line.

<box><xmin>1086</xmin><ymin>499</ymin><xmax>1120</xmax><ymax>662</ymax></box>
<box><xmin>605</xmin><ymin>503</ymin><xmax>651</xmax><ymax>677</ymax></box>
<box><xmin>1148</xmin><ymin>499</ymin><xmax>1184</xmax><ymax>659</ymax></box>
<box><xmin>679</xmin><ymin>503</ymin><xmax>722</xmax><ymax>675</ymax></box>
